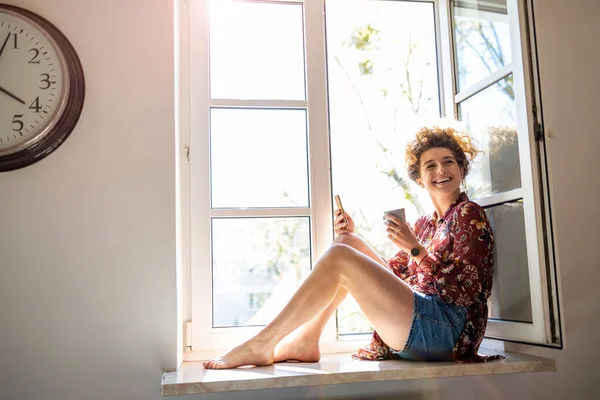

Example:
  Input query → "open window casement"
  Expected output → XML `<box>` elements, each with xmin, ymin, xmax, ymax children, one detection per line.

<box><xmin>439</xmin><ymin>0</ymin><xmax>560</xmax><ymax>346</ymax></box>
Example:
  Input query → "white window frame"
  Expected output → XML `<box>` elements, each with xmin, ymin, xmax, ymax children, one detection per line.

<box><xmin>180</xmin><ymin>0</ymin><xmax>560</xmax><ymax>360</ymax></box>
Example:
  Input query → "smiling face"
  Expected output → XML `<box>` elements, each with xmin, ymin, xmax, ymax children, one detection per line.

<box><xmin>416</xmin><ymin>147</ymin><xmax>464</xmax><ymax>197</ymax></box>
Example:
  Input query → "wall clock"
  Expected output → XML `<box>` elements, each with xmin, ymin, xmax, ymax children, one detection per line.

<box><xmin>0</xmin><ymin>4</ymin><xmax>84</xmax><ymax>172</ymax></box>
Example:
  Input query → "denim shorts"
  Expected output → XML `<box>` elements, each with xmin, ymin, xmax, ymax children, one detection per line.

<box><xmin>392</xmin><ymin>291</ymin><xmax>467</xmax><ymax>361</ymax></box>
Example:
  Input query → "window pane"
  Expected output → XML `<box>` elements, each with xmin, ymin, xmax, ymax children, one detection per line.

<box><xmin>210</xmin><ymin>108</ymin><xmax>309</xmax><ymax>208</ymax></box>
<box><xmin>453</xmin><ymin>0</ymin><xmax>512</xmax><ymax>91</ymax></box>
<box><xmin>325</xmin><ymin>0</ymin><xmax>439</xmax><ymax>334</ymax></box>
<box><xmin>209</xmin><ymin>0</ymin><xmax>306</xmax><ymax>100</ymax></box>
<box><xmin>459</xmin><ymin>75</ymin><xmax>521</xmax><ymax>199</ymax></box>
<box><xmin>212</xmin><ymin>217</ymin><xmax>311</xmax><ymax>328</ymax></box>
<box><xmin>485</xmin><ymin>201</ymin><xmax>532</xmax><ymax>323</ymax></box>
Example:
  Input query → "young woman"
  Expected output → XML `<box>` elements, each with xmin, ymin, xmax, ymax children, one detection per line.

<box><xmin>203</xmin><ymin>127</ymin><xmax>501</xmax><ymax>369</ymax></box>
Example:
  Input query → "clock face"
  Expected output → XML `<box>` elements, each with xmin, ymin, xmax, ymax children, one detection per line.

<box><xmin>0</xmin><ymin>9</ymin><xmax>67</xmax><ymax>155</ymax></box>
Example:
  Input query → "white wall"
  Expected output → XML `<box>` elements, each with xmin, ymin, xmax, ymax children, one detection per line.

<box><xmin>0</xmin><ymin>1</ymin><xmax>178</xmax><ymax>399</ymax></box>
<box><xmin>1</xmin><ymin>0</ymin><xmax>599</xmax><ymax>399</ymax></box>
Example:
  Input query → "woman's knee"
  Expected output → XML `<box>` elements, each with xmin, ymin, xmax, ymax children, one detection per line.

<box><xmin>320</xmin><ymin>243</ymin><xmax>365</xmax><ymax>275</ymax></box>
<box><xmin>334</xmin><ymin>232</ymin><xmax>363</xmax><ymax>249</ymax></box>
<box><xmin>322</xmin><ymin>243</ymin><xmax>356</xmax><ymax>267</ymax></box>
<box><xmin>326</xmin><ymin>242</ymin><xmax>353</xmax><ymax>257</ymax></box>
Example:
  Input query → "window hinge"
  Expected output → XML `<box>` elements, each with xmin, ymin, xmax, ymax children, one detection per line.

<box><xmin>184</xmin><ymin>146</ymin><xmax>190</xmax><ymax>163</ymax></box>
<box><xmin>185</xmin><ymin>321</ymin><xmax>192</xmax><ymax>353</ymax></box>
<box><xmin>534</xmin><ymin>122</ymin><xmax>544</xmax><ymax>142</ymax></box>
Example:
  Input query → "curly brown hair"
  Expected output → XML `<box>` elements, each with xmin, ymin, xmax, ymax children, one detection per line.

<box><xmin>405</xmin><ymin>126</ymin><xmax>480</xmax><ymax>182</ymax></box>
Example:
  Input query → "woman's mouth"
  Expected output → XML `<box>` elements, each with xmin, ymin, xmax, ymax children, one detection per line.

<box><xmin>433</xmin><ymin>178</ymin><xmax>452</xmax><ymax>185</ymax></box>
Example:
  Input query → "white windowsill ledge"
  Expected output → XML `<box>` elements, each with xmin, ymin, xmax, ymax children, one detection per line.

<box><xmin>161</xmin><ymin>349</ymin><xmax>556</xmax><ymax>397</ymax></box>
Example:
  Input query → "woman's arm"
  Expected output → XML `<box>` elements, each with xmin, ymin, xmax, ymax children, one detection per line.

<box><xmin>414</xmin><ymin>202</ymin><xmax>494</xmax><ymax>307</ymax></box>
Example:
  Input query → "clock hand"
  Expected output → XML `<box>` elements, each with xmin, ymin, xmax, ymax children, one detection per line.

<box><xmin>0</xmin><ymin>33</ymin><xmax>10</xmax><ymax>60</ymax></box>
<box><xmin>0</xmin><ymin>85</ymin><xmax>26</xmax><ymax>105</ymax></box>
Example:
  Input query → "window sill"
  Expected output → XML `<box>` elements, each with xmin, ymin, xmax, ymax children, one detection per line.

<box><xmin>161</xmin><ymin>349</ymin><xmax>556</xmax><ymax>397</ymax></box>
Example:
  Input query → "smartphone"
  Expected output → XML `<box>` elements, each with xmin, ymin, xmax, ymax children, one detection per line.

<box><xmin>334</xmin><ymin>195</ymin><xmax>349</xmax><ymax>227</ymax></box>
<box><xmin>383</xmin><ymin>208</ymin><xmax>406</xmax><ymax>223</ymax></box>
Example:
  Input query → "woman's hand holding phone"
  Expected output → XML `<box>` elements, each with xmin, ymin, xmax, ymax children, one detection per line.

<box><xmin>334</xmin><ymin>208</ymin><xmax>355</xmax><ymax>235</ymax></box>
<box><xmin>334</xmin><ymin>195</ymin><xmax>355</xmax><ymax>235</ymax></box>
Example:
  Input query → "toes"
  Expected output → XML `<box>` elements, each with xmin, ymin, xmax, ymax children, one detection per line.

<box><xmin>214</xmin><ymin>361</ymin><xmax>225</xmax><ymax>369</ymax></box>
<box><xmin>203</xmin><ymin>358</ymin><xmax>226</xmax><ymax>370</ymax></box>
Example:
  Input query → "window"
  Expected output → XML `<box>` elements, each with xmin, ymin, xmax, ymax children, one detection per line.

<box><xmin>184</xmin><ymin>0</ymin><xmax>561</xmax><ymax>355</ymax></box>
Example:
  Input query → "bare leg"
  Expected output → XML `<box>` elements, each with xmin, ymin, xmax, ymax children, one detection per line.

<box><xmin>274</xmin><ymin>233</ymin><xmax>390</xmax><ymax>362</ymax></box>
<box><xmin>203</xmin><ymin>242</ymin><xmax>414</xmax><ymax>369</ymax></box>
<box><xmin>273</xmin><ymin>287</ymin><xmax>347</xmax><ymax>362</ymax></box>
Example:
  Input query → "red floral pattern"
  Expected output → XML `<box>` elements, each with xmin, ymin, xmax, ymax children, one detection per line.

<box><xmin>352</xmin><ymin>192</ymin><xmax>503</xmax><ymax>363</ymax></box>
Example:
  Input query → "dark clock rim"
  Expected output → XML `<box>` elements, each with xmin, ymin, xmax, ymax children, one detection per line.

<box><xmin>0</xmin><ymin>4</ymin><xmax>85</xmax><ymax>172</ymax></box>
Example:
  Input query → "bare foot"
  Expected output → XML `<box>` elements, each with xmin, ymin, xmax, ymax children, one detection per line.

<box><xmin>274</xmin><ymin>334</ymin><xmax>321</xmax><ymax>363</ymax></box>
<box><xmin>203</xmin><ymin>338</ymin><xmax>274</xmax><ymax>369</ymax></box>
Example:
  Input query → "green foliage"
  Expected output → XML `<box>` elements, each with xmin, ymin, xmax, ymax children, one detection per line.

<box><xmin>347</xmin><ymin>24</ymin><xmax>380</xmax><ymax>51</ymax></box>
<box><xmin>358</xmin><ymin>59</ymin><xmax>373</xmax><ymax>75</ymax></box>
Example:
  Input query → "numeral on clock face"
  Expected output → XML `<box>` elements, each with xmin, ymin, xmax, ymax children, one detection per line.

<box><xmin>39</xmin><ymin>73</ymin><xmax>51</xmax><ymax>89</ymax></box>
<box><xmin>28</xmin><ymin>48</ymin><xmax>39</xmax><ymax>63</ymax></box>
<box><xmin>10</xmin><ymin>32</ymin><xmax>17</xmax><ymax>48</ymax></box>
<box><xmin>12</xmin><ymin>114</ymin><xmax>23</xmax><ymax>132</ymax></box>
<box><xmin>29</xmin><ymin>97</ymin><xmax>41</xmax><ymax>113</ymax></box>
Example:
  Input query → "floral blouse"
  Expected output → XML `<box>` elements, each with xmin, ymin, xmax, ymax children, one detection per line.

<box><xmin>352</xmin><ymin>192</ymin><xmax>503</xmax><ymax>363</ymax></box>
